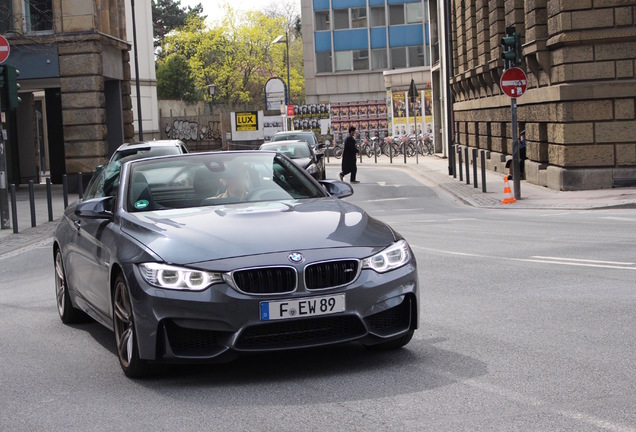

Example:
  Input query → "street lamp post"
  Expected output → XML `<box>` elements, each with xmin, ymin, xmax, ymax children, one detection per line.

<box><xmin>207</xmin><ymin>84</ymin><xmax>216</xmax><ymax>115</ymax></box>
<box><xmin>131</xmin><ymin>0</ymin><xmax>143</xmax><ymax>141</ymax></box>
<box><xmin>272</xmin><ymin>32</ymin><xmax>290</xmax><ymax>105</ymax></box>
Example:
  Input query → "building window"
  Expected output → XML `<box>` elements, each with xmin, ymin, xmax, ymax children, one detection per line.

<box><xmin>389</xmin><ymin>4</ymin><xmax>405</xmax><ymax>26</ymax></box>
<box><xmin>24</xmin><ymin>0</ymin><xmax>53</xmax><ymax>32</ymax></box>
<box><xmin>315</xmin><ymin>10</ymin><xmax>330</xmax><ymax>31</ymax></box>
<box><xmin>316</xmin><ymin>51</ymin><xmax>332</xmax><ymax>73</ymax></box>
<box><xmin>333</xmin><ymin>9</ymin><xmax>349</xmax><ymax>30</ymax></box>
<box><xmin>408</xmin><ymin>45</ymin><xmax>425</xmax><ymax>67</ymax></box>
<box><xmin>353</xmin><ymin>49</ymin><xmax>369</xmax><ymax>70</ymax></box>
<box><xmin>406</xmin><ymin>3</ymin><xmax>423</xmax><ymax>24</ymax></box>
<box><xmin>0</xmin><ymin>0</ymin><xmax>13</xmax><ymax>32</ymax></box>
<box><xmin>351</xmin><ymin>7</ymin><xmax>367</xmax><ymax>28</ymax></box>
<box><xmin>391</xmin><ymin>47</ymin><xmax>407</xmax><ymax>68</ymax></box>
<box><xmin>335</xmin><ymin>51</ymin><xmax>352</xmax><ymax>71</ymax></box>
<box><xmin>370</xmin><ymin>6</ymin><xmax>385</xmax><ymax>27</ymax></box>
<box><xmin>372</xmin><ymin>48</ymin><xmax>388</xmax><ymax>70</ymax></box>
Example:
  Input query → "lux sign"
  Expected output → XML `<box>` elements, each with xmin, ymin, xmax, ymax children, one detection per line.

<box><xmin>235</xmin><ymin>112</ymin><xmax>258</xmax><ymax>131</ymax></box>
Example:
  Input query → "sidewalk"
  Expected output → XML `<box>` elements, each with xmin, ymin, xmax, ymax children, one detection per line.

<box><xmin>0</xmin><ymin>184</ymin><xmax>80</xmax><ymax>256</ymax></box>
<box><xmin>326</xmin><ymin>154</ymin><xmax>636</xmax><ymax>210</ymax></box>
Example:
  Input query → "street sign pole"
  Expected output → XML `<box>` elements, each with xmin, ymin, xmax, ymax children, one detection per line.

<box><xmin>0</xmin><ymin>35</ymin><xmax>11</xmax><ymax>228</ymax></box>
<box><xmin>511</xmin><ymin>97</ymin><xmax>520</xmax><ymax>200</ymax></box>
<box><xmin>0</xmin><ymin>95</ymin><xmax>10</xmax><ymax>229</ymax></box>
<box><xmin>500</xmin><ymin>67</ymin><xmax>527</xmax><ymax>200</ymax></box>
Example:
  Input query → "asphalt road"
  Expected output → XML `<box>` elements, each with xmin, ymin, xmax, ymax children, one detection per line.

<box><xmin>1</xmin><ymin>165</ymin><xmax>635</xmax><ymax>431</ymax></box>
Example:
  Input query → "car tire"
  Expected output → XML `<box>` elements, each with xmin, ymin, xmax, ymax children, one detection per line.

<box><xmin>363</xmin><ymin>329</ymin><xmax>414</xmax><ymax>350</ymax></box>
<box><xmin>113</xmin><ymin>273</ymin><xmax>151</xmax><ymax>378</ymax></box>
<box><xmin>54</xmin><ymin>248</ymin><xmax>86</xmax><ymax>324</ymax></box>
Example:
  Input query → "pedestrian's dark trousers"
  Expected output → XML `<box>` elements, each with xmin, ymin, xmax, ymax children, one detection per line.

<box><xmin>341</xmin><ymin>165</ymin><xmax>357</xmax><ymax>181</ymax></box>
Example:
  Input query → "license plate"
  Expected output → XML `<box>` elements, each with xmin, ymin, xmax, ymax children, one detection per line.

<box><xmin>260</xmin><ymin>294</ymin><xmax>346</xmax><ymax>321</ymax></box>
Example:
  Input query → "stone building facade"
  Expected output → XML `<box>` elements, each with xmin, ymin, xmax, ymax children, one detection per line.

<box><xmin>1</xmin><ymin>0</ymin><xmax>134</xmax><ymax>184</ymax></box>
<box><xmin>447</xmin><ymin>0</ymin><xmax>636</xmax><ymax>190</ymax></box>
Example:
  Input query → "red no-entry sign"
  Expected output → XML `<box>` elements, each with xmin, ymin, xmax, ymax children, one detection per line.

<box><xmin>500</xmin><ymin>67</ymin><xmax>527</xmax><ymax>98</ymax></box>
<box><xmin>0</xmin><ymin>35</ymin><xmax>10</xmax><ymax>64</ymax></box>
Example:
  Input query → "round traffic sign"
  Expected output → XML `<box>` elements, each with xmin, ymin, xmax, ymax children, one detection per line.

<box><xmin>500</xmin><ymin>67</ymin><xmax>527</xmax><ymax>98</ymax></box>
<box><xmin>0</xmin><ymin>35</ymin><xmax>10</xmax><ymax>64</ymax></box>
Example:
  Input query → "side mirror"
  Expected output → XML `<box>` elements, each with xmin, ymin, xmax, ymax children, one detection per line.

<box><xmin>75</xmin><ymin>196</ymin><xmax>114</xmax><ymax>220</ymax></box>
<box><xmin>316</xmin><ymin>153</ymin><xmax>325</xmax><ymax>161</ymax></box>
<box><xmin>319</xmin><ymin>180</ymin><xmax>354</xmax><ymax>199</ymax></box>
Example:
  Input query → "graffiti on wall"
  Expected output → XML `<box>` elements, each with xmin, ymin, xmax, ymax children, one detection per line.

<box><xmin>163</xmin><ymin>119</ymin><xmax>223</xmax><ymax>145</ymax></box>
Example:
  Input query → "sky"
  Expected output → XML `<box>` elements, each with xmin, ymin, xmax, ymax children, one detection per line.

<box><xmin>179</xmin><ymin>0</ymin><xmax>300</xmax><ymax>20</ymax></box>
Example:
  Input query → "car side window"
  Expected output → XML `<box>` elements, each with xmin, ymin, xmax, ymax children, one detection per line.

<box><xmin>84</xmin><ymin>162</ymin><xmax>121</xmax><ymax>201</ymax></box>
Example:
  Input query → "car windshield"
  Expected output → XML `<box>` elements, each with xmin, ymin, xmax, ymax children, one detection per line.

<box><xmin>260</xmin><ymin>142</ymin><xmax>311</xmax><ymax>159</ymax></box>
<box><xmin>127</xmin><ymin>152</ymin><xmax>326</xmax><ymax>212</ymax></box>
<box><xmin>272</xmin><ymin>133</ymin><xmax>316</xmax><ymax>146</ymax></box>
<box><xmin>112</xmin><ymin>146</ymin><xmax>180</xmax><ymax>162</ymax></box>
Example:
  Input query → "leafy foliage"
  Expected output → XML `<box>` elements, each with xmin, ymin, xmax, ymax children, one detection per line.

<box><xmin>156</xmin><ymin>54</ymin><xmax>199</xmax><ymax>103</ymax></box>
<box><xmin>157</xmin><ymin>5</ymin><xmax>305</xmax><ymax>109</ymax></box>
<box><xmin>152</xmin><ymin>0</ymin><xmax>204</xmax><ymax>50</ymax></box>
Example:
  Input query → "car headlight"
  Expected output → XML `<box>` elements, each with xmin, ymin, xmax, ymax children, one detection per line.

<box><xmin>306</xmin><ymin>164</ymin><xmax>318</xmax><ymax>174</ymax></box>
<box><xmin>138</xmin><ymin>263</ymin><xmax>222</xmax><ymax>291</ymax></box>
<box><xmin>362</xmin><ymin>240</ymin><xmax>411</xmax><ymax>273</ymax></box>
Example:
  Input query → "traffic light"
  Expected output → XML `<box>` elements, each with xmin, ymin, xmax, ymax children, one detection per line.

<box><xmin>0</xmin><ymin>65</ymin><xmax>21</xmax><ymax>110</ymax></box>
<box><xmin>501</xmin><ymin>26</ymin><xmax>522</xmax><ymax>70</ymax></box>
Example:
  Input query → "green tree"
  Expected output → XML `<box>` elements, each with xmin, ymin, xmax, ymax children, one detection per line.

<box><xmin>152</xmin><ymin>0</ymin><xmax>204</xmax><ymax>50</ymax></box>
<box><xmin>156</xmin><ymin>53</ymin><xmax>198</xmax><ymax>102</ymax></box>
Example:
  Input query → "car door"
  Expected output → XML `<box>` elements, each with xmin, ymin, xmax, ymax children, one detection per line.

<box><xmin>67</xmin><ymin>163</ymin><xmax>120</xmax><ymax>319</ymax></box>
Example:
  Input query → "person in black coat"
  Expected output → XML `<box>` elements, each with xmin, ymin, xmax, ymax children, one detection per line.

<box><xmin>339</xmin><ymin>126</ymin><xmax>359</xmax><ymax>183</ymax></box>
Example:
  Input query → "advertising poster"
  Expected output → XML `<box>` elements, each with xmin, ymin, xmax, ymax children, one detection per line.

<box><xmin>390</xmin><ymin>89</ymin><xmax>434</xmax><ymax>137</ymax></box>
<box><xmin>235</xmin><ymin>111</ymin><xmax>259</xmax><ymax>132</ymax></box>
<box><xmin>292</xmin><ymin>103</ymin><xmax>330</xmax><ymax>134</ymax></box>
<box><xmin>263</xmin><ymin>116</ymin><xmax>283</xmax><ymax>141</ymax></box>
<box><xmin>330</xmin><ymin>100</ymin><xmax>388</xmax><ymax>145</ymax></box>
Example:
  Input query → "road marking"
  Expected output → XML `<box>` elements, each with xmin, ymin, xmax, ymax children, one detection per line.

<box><xmin>531</xmin><ymin>256</ymin><xmax>635</xmax><ymax>266</ymax></box>
<box><xmin>363</xmin><ymin>197</ymin><xmax>409</xmax><ymax>203</ymax></box>
<box><xmin>377</xmin><ymin>181</ymin><xmax>386</xmax><ymax>186</ymax></box>
<box><xmin>412</xmin><ymin>246</ymin><xmax>636</xmax><ymax>271</ymax></box>
<box><xmin>602</xmin><ymin>216</ymin><xmax>636</xmax><ymax>222</ymax></box>
<box><xmin>447</xmin><ymin>218</ymin><xmax>477</xmax><ymax>222</ymax></box>
<box><xmin>420</xmin><ymin>363</ymin><xmax>636</xmax><ymax>432</ymax></box>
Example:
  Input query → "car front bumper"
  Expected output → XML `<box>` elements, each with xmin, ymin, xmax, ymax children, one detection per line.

<box><xmin>123</xmin><ymin>249</ymin><xmax>419</xmax><ymax>362</ymax></box>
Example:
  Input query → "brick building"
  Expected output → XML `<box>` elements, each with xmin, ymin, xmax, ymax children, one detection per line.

<box><xmin>433</xmin><ymin>0</ymin><xmax>636</xmax><ymax>190</ymax></box>
<box><xmin>0</xmin><ymin>0</ymin><xmax>135</xmax><ymax>185</ymax></box>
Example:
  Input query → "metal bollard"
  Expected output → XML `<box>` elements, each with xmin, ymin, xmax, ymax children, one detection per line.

<box><xmin>472</xmin><ymin>148</ymin><xmax>478</xmax><ymax>189</ymax></box>
<box><xmin>10</xmin><ymin>184</ymin><xmax>18</xmax><ymax>234</ymax></box>
<box><xmin>403</xmin><ymin>141</ymin><xmax>407</xmax><ymax>164</ymax></box>
<box><xmin>480</xmin><ymin>150</ymin><xmax>487</xmax><ymax>193</ymax></box>
<box><xmin>46</xmin><ymin>178</ymin><xmax>54</xmax><ymax>222</ymax></box>
<box><xmin>78</xmin><ymin>172</ymin><xmax>83</xmax><ymax>200</ymax></box>
<box><xmin>464</xmin><ymin>147</ymin><xmax>470</xmax><ymax>185</ymax></box>
<box><xmin>451</xmin><ymin>145</ymin><xmax>456</xmax><ymax>178</ymax></box>
<box><xmin>389</xmin><ymin>141</ymin><xmax>393</xmax><ymax>164</ymax></box>
<box><xmin>29</xmin><ymin>180</ymin><xmax>36</xmax><ymax>228</ymax></box>
<box><xmin>415</xmin><ymin>140</ymin><xmax>419</xmax><ymax>165</ymax></box>
<box><xmin>458</xmin><ymin>146</ymin><xmax>463</xmax><ymax>182</ymax></box>
<box><xmin>62</xmin><ymin>174</ymin><xmax>69</xmax><ymax>209</ymax></box>
<box><xmin>326</xmin><ymin>144</ymin><xmax>330</xmax><ymax>163</ymax></box>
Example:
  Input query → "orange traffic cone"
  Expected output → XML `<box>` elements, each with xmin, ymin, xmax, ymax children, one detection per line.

<box><xmin>501</xmin><ymin>177</ymin><xmax>516</xmax><ymax>204</ymax></box>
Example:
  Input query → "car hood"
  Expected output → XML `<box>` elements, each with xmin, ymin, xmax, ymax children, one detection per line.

<box><xmin>120</xmin><ymin>198</ymin><xmax>396</xmax><ymax>264</ymax></box>
<box><xmin>291</xmin><ymin>157</ymin><xmax>312</xmax><ymax>168</ymax></box>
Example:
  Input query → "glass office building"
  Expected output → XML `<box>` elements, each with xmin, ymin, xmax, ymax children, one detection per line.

<box><xmin>302</xmin><ymin>0</ymin><xmax>430</xmax><ymax>103</ymax></box>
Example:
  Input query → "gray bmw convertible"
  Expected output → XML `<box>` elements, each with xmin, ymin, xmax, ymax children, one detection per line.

<box><xmin>53</xmin><ymin>151</ymin><xmax>418</xmax><ymax>377</ymax></box>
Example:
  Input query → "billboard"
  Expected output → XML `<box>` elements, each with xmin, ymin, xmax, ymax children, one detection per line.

<box><xmin>329</xmin><ymin>100</ymin><xmax>388</xmax><ymax>145</ymax></box>
<box><xmin>389</xmin><ymin>89</ymin><xmax>433</xmax><ymax>137</ymax></box>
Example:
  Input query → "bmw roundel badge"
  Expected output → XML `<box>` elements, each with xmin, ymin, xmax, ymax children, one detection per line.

<box><xmin>288</xmin><ymin>252</ymin><xmax>304</xmax><ymax>263</ymax></box>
